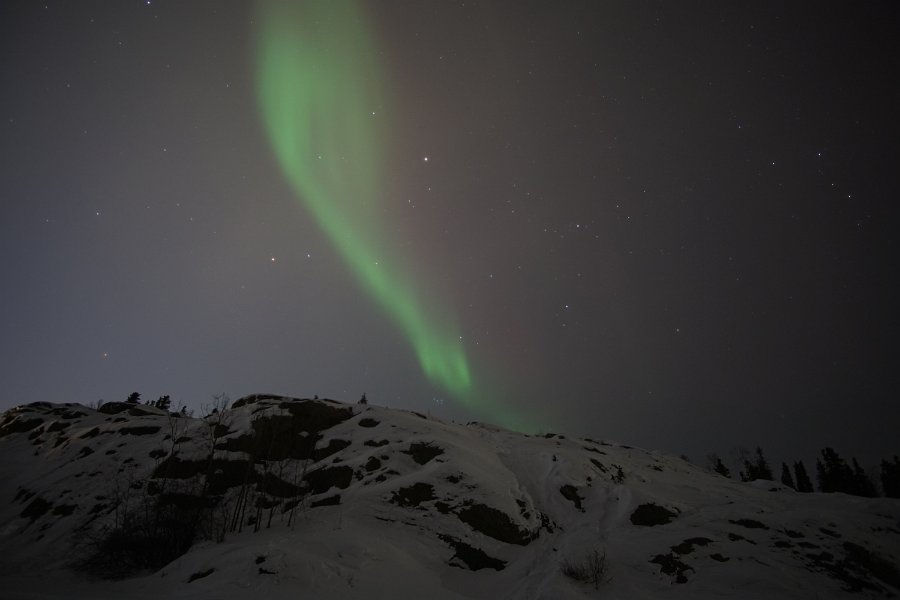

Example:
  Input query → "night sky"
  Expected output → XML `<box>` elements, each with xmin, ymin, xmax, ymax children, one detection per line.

<box><xmin>2</xmin><ymin>1</ymin><xmax>897</xmax><ymax>468</ymax></box>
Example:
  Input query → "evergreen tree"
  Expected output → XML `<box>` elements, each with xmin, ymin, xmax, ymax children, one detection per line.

<box><xmin>359</xmin><ymin>393</ymin><xmax>367</xmax><ymax>405</ymax></box>
<box><xmin>155</xmin><ymin>395</ymin><xmax>171</xmax><ymax>411</ymax></box>
<box><xmin>711</xmin><ymin>455</ymin><xmax>730</xmax><ymax>478</ymax></box>
<box><xmin>126</xmin><ymin>392</ymin><xmax>141</xmax><ymax>404</ymax></box>
<box><xmin>817</xmin><ymin>447</ymin><xmax>854</xmax><ymax>493</ymax></box>
<box><xmin>754</xmin><ymin>447</ymin><xmax>773</xmax><ymax>480</ymax></box>
<box><xmin>851</xmin><ymin>458</ymin><xmax>877</xmax><ymax>497</ymax></box>
<box><xmin>780</xmin><ymin>463</ymin><xmax>796</xmax><ymax>489</ymax></box>
<box><xmin>793</xmin><ymin>461</ymin><xmax>814</xmax><ymax>493</ymax></box>
<box><xmin>740</xmin><ymin>447</ymin><xmax>773</xmax><ymax>481</ymax></box>
<box><xmin>881</xmin><ymin>456</ymin><xmax>900</xmax><ymax>498</ymax></box>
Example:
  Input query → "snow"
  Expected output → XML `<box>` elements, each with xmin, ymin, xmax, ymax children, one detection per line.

<box><xmin>1</xmin><ymin>397</ymin><xmax>898</xmax><ymax>599</ymax></box>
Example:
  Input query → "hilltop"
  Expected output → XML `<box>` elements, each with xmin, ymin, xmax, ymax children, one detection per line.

<box><xmin>0</xmin><ymin>395</ymin><xmax>898</xmax><ymax>599</ymax></box>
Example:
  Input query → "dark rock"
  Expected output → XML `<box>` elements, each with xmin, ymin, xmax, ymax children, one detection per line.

<box><xmin>457</xmin><ymin>503</ymin><xmax>533</xmax><ymax>545</ymax></box>
<box><xmin>559</xmin><ymin>484</ymin><xmax>584</xmax><ymax>511</ymax></box>
<box><xmin>21</xmin><ymin>497</ymin><xmax>52</xmax><ymax>523</ymax></box>
<box><xmin>79</xmin><ymin>427</ymin><xmax>101</xmax><ymax>439</ymax></box>
<box><xmin>402</xmin><ymin>442</ymin><xmax>444</xmax><ymax>465</ymax></box>
<box><xmin>0</xmin><ymin>417</ymin><xmax>43</xmax><ymax>437</ymax></box>
<box><xmin>630</xmin><ymin>503</ymin><xmax>677</xmax><ymax>526</ymax></box>
<box><xmin>304</xmin><ymin>465</ymin><xmax>353</xmax><ymax>494</ymax></box>
<box><xmin>118</xmin><ymin>426</ymin><xmax>161</xmax><ymax>436</ymax></box>
<box><xmin>52</xmin><ymin>504</ymin><xmax>77</xmax><ymax>517</ymax></box>
<box><xmin>671</xmin><ymin>537</ymin><xmax>712</xmax><ymax>554</ymax></box>
<box><xmin>258</xmin><ymin>472</ymin><xmax>304</xmax><ymax>498</ymax></box>
<box><xmin>391</xmin><ymin>482</ymin><xmax>435</xmax><ymax>507</ymax></box>
<box><xmin>730</xmin><ymin>518</ymin><xmax>768</xmax><ymax>530</ymax></box>
<box><xmin>97</xmin><ymin>402</ymin><xmax>131</xmax><ymax>415</ymax></box>
<box><xmin>280</xmin><ymin>400</ymin><xmax>354</xmax><ymax>432</ymax></box>
<box><xmin>650</xmin><ymin>553</ymin><xmax>693</xmax><ymax>583</ymax></box>
<box><xmin>215</xmin><ymin>433</ymin><xmax>253</xmax><ymax>453</ymax></box>
<box><xmin>311</xmin><ymin>494</ymin><xmax>341</xmax><ymax>508</ymax></box>
<box><xmin>313</xmin><ymin>439</ymin><xmax>351</xmax><ymax>461</ymax></box>
<box><xmin>153</xmin><ymin>457</ymin><xmax>254</xmax><ymax>495</ymax></box>
<box><xmin>188</xmin><ymin>568</ymin><xmax>215</xmax><ymax>583</ymax></box>
<box><xmin>231</xmin><ymin>393</ymin><xmax>288</xmax><ymax>408</ymax></box>
<box><xmin>440</xmin><ymin>534</ymin><xmax>506</xmax><ymax>571</ymax></box>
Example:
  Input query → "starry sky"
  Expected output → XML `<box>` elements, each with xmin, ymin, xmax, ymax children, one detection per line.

<box><xmin>2</xmin><ymin>1</ymin><xmax>897</xmax><ymax>468</ymax></box>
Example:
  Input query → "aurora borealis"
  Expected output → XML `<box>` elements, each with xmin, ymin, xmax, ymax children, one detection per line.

<box><xmin>1</xmin><ymin>1</ymin><xmax>897</xmax><ymax>466</ymax></box>
<box><xmin>256</xmin><ymin>2</ymin><xmax>472</xmax><ymax>402</ymax></box>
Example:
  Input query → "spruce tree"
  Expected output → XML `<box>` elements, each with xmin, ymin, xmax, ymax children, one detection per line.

<box><xmin>713</xmin><ymin>457</ymin><xmax>731</xmax><ymax>478</ymax></box>
<box><xmin>155</xmin><ymin>395</ymin><xmax>171</xmax><ymax>411</ymax></box>
<box><xmin>793</xmin><ymin>461</ymin><xmax>814</xmax><ymax>493</ymax></box>
<box><xmin>881</xmin><ymin>457</ymin><xmax>900</xmax><ymax>498</ymax></box>
<box><xmin>851</xmin><ymin>458</ymin><xmax>876</xmax><ymax>497</ymax></box>
<box><xmin>754</xmin><ymin>447</ymin><xmax>773</xmax><ymax>480</ymax></box>
<box><xmin>780</xmin><ymin>463</ymin><xmax>796</xmax><ymax>489</ymax></box>
<box><xmin>817</xmin><ymin>447</ymin><xmax>855</xmax><ymax>493</ymax></box>
<box><xmin>741</xmin><ymin>447</ymin><xmax>773</xmax><ymax>481</ymax></box>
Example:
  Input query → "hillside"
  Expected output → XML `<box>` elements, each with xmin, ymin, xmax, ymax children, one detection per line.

<box><xmin>0</xmin><ymin>395</ymin><xmax>898</xmax><ymax>599</ymax></box>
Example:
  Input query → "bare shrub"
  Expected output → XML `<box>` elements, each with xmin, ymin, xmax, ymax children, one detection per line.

<box><xmin>561</xmin><ymin>548</ymin><xmax>608</xmax><ymax>589</ymax></box>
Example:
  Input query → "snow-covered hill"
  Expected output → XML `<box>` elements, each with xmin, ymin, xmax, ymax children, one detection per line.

<box><xmin>1</xmin><ymin>395</ymin><xmax>898</xmax><ymax>599</ymax></box>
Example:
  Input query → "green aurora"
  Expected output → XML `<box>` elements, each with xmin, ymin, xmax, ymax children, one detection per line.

<box><xmin>255</xmin><ymin>2</ymin><xmax>477</xmax><ymax>403</ymax></box>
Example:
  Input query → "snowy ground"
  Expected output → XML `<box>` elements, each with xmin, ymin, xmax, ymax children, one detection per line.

<box><xmin>1</xmin><ymin>396</ymin><xmax>898</xmax><ymax>599</ymax></box>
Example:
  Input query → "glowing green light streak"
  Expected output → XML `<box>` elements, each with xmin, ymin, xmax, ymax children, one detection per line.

<box><xmin>256</xmin><ymin>1</ymin><xmax>471</xmax><ymax>397</ymax></box>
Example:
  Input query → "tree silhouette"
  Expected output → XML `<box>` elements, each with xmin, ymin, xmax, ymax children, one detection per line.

<box><xmin>780</xmin><ymin>463</ymin><xmax>796</xmax><ymax>489</ymax></box>
<box><xmin>793</xmin><ymin>461</ymin><xmax>814</xmax><ymax>493</ymax></box>
<box><xmin>881</xmin><ymin>457</ymin><xmax>900</xmax><ymax>498</ymax></box>
<box><xmin>851</xmin><ymin>458</ymin><xmax>877</xmax><ymax>497</ymax></box>
<box><xmin>126</xmin><ymin>392</ymin><xmax>141</xmax><ymax>404</ymax></box>
<box><xmin>155</xmin><ymin>395</ymin><xmax>171</xmax><ymax>411</ymax></box>
<box><xmin>710</xmin><ymin>455</ymin><xmax>730</xmax><ymax>478</ymax></box>
<box><xmin>740</xmin><ymin>447</ymin><xmax>773</xmax><ymax>481</ymax></box>
<box><xmin>816</xmin><ymin>447</ymin><xmax>866</xmax><ymax>494</ymax></box>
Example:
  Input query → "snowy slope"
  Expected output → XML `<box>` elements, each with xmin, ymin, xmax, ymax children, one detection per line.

<box><xmin>1</xmin><ymin>396</ymin><xmax>898</xmax><ymax>599</ymax></box>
